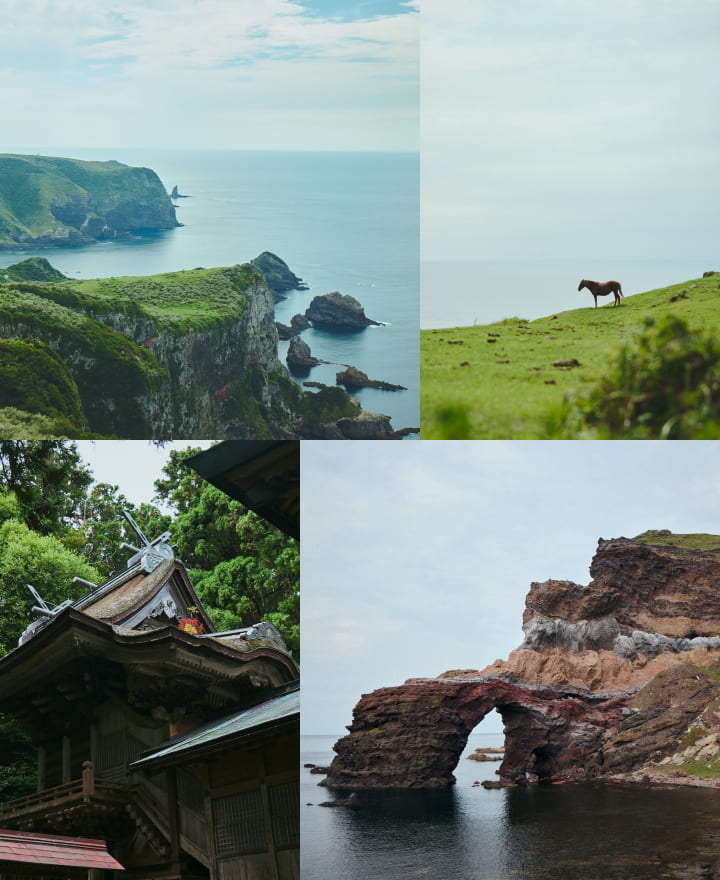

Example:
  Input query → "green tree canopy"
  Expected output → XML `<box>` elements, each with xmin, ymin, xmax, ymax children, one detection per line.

<box><xmin>0</xmin><ymin>441</ymin><xmax>92</xmax><ymax>535</ymax></box>
<box><xmin>154</xmin><ymin>447</ymin><xmax>300</xmax><ymax>655</ymax></box>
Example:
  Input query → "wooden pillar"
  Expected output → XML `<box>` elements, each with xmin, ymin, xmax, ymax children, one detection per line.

<box><xmin>62</xmin><ymin>735</ymin><xmax>71</xmax><ymax>784</ymax></box>
<box><xmin>166</xmin><ymin>767</ymin><xmax>183</xmax><ymax>879</ymax></box>
<box><xmin>37</xmin><ymin>746</ymin><xmax>46</xmax><ymax>792</ymax></box>
<box><xmin>90</xmin><ymin>724</ymin><xmax>99</xmax><ymax>764</ymax></box>
<box><xmin>258</xmin><ymin>753</ymin><xmax>280</xmax><ymax>880</ymax></box>
<box><xmin>82</xmin><ymin>761</ymin><xmax>95</xmax><ymax>797</ymax></box>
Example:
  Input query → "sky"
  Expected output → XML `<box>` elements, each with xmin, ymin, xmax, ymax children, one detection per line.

<box><xmin>74</xmin><ymin>440</ymin><xmax>212</xmax><ymax>510</ymax></box>
<box><xmin>301</xmin><ymin>440</ymin><xmax>720</xmax><ymax>734</ymax></box>
<box><xmin>422</xmin><ymin>0</ymin><xmax>720</xmax><ymax>261</ymax></box>
<box><xmin>1</xmin><ymin>0</ymin><xmax>418</xmax><ymax>152</ymax></box>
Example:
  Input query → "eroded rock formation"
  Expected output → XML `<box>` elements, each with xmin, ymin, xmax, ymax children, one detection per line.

<box><xmin>324</xmin><ymin>535</ymin><xmax>720</xmax><ymax>789</ymax></box>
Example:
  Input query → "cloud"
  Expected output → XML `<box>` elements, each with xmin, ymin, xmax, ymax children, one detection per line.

<box><xmin>1</xmin><ymin>0</ymin><xmax>418</xmax><ymax>150</ymax></box>
<box><xmin>421</xmin><ymin>0</ymin><xmax>720</xmax><ymax>258</ymax></box>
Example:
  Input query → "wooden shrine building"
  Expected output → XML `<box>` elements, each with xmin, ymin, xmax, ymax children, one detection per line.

<box><xmin>0</xmin><ymin>441</ymin><xmax>300</xmax><ymax>880</ymax></box>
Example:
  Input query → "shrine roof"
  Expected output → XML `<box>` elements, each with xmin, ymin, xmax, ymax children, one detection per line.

<box><xmin>185</xmin><ymin>441</ymin><xmax>299</xmax><ymax>539</ymax></box>
<box><xmin>0</xmin><ymin>829</ymin><xmax>124</xmax><ymax>870</ymax></box>
<box><xmin>131</xmin><ymin>685</ymin><xmax>299</xmax><ymax>768</ymax></box>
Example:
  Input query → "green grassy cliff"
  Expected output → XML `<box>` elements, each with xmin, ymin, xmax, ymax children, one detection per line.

<box><xmin>0</xmin><ymin>259</ymin><xmax>385</xmax><ymax>439</ymax></box>
<box><xmin>422</xmin><ymin>272</ymin><xmax>720</xmax><ymax>438</ymax></box>
<box><xmin>0</xmin><ymin>154</ymin><xmax>178</xmax><ymax>247</ymax></box>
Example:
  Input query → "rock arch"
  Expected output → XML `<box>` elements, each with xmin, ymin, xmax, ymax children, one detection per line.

<box><xmin>323</xmin><ymin>675</ymin><xmax>625</xmax><ymax>789</ymax></box>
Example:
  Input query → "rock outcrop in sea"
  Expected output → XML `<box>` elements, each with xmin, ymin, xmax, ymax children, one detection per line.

<box><xmin>286</xmin><ymin>337</ymin><xmax>325</xmax><ymax>374</ymax></box>
<box><xmin>336</xmin><ymin>366</ymin><xmax>407</xmax><ymax>392</ymax></box>
<box><xmin>305</xmin><ymin>292</ymin><xmax>381</xmax><ymax>329</ymax></box>
<box><xmin>323</xmin><ymin>533</ymin><xmax>720</xmax><ymax>789</ymax></box>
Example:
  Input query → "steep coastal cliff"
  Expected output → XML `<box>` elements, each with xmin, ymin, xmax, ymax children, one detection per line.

<box><xmin>0</xmin><ymin>154</ymin><xmax>179</xmax><ymax>247</ymax></box>
<box><xmin>0</xmin><ymin>259</ymin><xmax>397</xmax><ymax>438</ymax></box>
<box><xmin>324</xmin><ymin>533</ymin><xmax>720</xmax><ymax>789</ymax></box>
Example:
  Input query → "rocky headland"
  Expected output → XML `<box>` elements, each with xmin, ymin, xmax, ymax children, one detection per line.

<box><xmin>250</xmin><ymin>251</ymin><xmax>308</xmax><ymax>298</ymax></box>
<box><xmin>0</xmin><ymin>154</ymin><xmax>179</xmax><ymax>247</ymax></box>
<box><xmin>323</xmin><ymin>532</ymin><xmax>720</xmax><ymax>789</ymax></box>
<box><xmin>0</xmin><ymin>257</ymin><xmax>402</xmax><ymax>439</ymax></box>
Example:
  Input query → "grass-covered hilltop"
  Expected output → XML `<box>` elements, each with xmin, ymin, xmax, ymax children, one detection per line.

<box><xmin>0</xmin><ymin>154</ymin><xmax>178</xmax><ymax>247</ymax></box>
<box><xmin>422</xmin><ymin>272</ymin><xmax>720</xmax><ymax>438</ymax></box>
<box><xmin>0</xmin><ymin>257</ymin><xmax>396</xmax><ymax>439</ymax></box>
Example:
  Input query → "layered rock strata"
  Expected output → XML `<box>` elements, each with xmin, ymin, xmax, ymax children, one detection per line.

<box><xmin>324</xmin><ymin>535</ymin><xmax>720</xmax><ymax>789</ymax></box>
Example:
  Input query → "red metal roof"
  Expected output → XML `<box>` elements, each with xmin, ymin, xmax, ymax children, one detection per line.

<box><xmin>0</xmin><ymin>829</ymin><xmax>124</xmax><ymax>870</ymax></box>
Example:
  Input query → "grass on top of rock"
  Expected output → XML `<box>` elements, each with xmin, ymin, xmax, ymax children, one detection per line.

<box><xmin>632</xmin><ymin>531</ymin><xmax>720</xmax><ymax>554</ymax></box>
<box><xmin>64</xmin><ymin>263</ymin><xmax>259</xmax><ymax>331</ymax></box>
<box><xmin>421</xmin><ymin>273</ymin><xmax>720</xmax><ymax>438</ymax></box>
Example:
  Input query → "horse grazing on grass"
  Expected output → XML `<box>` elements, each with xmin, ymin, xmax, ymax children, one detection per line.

<box><xmin>578</xmin><ymin>279</ymin><xmax>624</xmax><ymax>308</ymax></box>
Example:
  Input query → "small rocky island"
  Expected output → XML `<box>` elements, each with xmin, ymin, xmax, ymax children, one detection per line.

<box><xmin>322</xmin><ymin>532</ymin><xmax>720</xmax><ymax>789</ymax></box>
<box><xmin>305</xmin><ymin>292</ymin><xmax>382</xmax><ymax>329</ymax></box>
<box><xmin>0</xmin><ymin>154</ymin><xmax>180</xmax><ymax>247</ymax></box>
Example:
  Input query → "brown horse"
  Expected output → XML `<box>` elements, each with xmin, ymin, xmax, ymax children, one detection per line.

<box><xmin>578</xmin><ymin>279</ymin><xmax>624</xmax><ymax>308</ymax></box>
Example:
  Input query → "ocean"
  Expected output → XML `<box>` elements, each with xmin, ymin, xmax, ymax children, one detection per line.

<box><xmin>302</xmin><ymin>733</ymin><xmax>720</xmax><ymax>880</ymax></box>
<box><xmin>422</xmin><ymin>259</ymin><xmax>716</xmax><ymax>329</ymax></box>
<box><xmin>0</xmin><ymin>148</ymin><xmax>419</xmax><ymax>433</ymax></box>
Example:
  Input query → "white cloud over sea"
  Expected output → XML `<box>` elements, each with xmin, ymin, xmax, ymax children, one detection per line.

<box><xmin>1</xmin><ymin>0</ymin><xmax>418</xmax><ymax>151</ymax></box>
<box><xmin>422</xmin><ymin>0</ymin><xmax>720</xmax><ymax>260</ymax></box>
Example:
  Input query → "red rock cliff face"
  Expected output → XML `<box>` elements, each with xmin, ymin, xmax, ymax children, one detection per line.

<box><xmin>324</xmin><ymin>536</ymin><xmax>720</xmax><ymax>790</ymax></box>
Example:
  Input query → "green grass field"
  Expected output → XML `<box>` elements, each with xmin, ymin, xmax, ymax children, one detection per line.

<box><xmin>632</xmin><ymin>530</ymin><xmax>720</xmax><ymax>554</ymax></box>
<box><xmin>66</xmin><ymin>264</ymin><xmax>257</xmax><ymax>331</ymax></box>
<box><xmin>421</xmin><ymin>273</ymin><xmax>720</xmax><ymax>438</ymax></box>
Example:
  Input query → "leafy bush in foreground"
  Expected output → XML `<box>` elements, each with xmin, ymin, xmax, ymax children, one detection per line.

<box><xmin>558</xmin><ymin>314</ymin><xmax>720</xmax><ymax>439</ymax></box>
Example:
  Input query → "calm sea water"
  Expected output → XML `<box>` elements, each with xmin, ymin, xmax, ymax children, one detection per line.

<box><xmin>422</xmin><ymin>259</ymin><xmax>716</xmax><ymax>329</ymax></box>
<box><xmin>302</xmin><ymin>734</ymin><xmax>720</xmax><ymax>880</ymax></box>
<box><xmin>0</xmin><ymin>148</ymin><xmax>419</xmax><ymax>432</ymax></box>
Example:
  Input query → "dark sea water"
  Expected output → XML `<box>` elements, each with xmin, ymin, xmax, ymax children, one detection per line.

<box><xmin>422</xmin><ymin>259</ymin><xmax>716</xmax><ymax>329</ymax></box>
<box><xmin>302</xmin><ymin>734</ymin><xmax>720</xmax><ymax>880</ymax></box>
<box><xmin>0</xmin><ymin>148</ymin><xmax>419</xmax><ymax>432</ymax></box>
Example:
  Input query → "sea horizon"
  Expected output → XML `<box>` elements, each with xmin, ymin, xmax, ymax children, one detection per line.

<box><xmin>422</xmin><ymin>258</ymin><xmax>716</xmax><ymax>329</ymax></box>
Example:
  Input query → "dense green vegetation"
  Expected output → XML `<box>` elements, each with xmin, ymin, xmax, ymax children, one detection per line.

<box><xmin>422</xmin><ymin>273</ymin><xmax>720</xmax><ymax>438</ymax></box>
<box><xmin>0</xmin><ymin>282</ymin><xmax>167</xmax><ymax>437</ymax></box>
<box><xmin>295</xmin><ymin>385</ymin><xmax>360</xmax><ymax>423</ymax></box>
<box><xmin>1</xmin><ymin>257</ymin><xmax>67</xmax><ymax>282</ymax></box>
<box><xmin>0</xmin><ymin>338</ymin><xmax>84</xmax><ymax>426</ymax></box>
<box><xmin>0</xmin><ymin>440</ymin><xmax>300</xmax><ymax>801</ymax></box>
